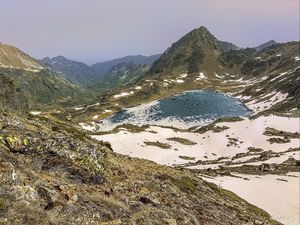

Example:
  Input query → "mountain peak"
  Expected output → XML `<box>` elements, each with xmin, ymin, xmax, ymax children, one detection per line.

<box><xmin>39</xmin><ymin>55</ymin><xmax>95</xmax><ymax>87</ymax></box>
<box><xmin>256</xmin><ymin>40</ymin><xmax>278</xmax><ymax>51</ymax></box>
<box><xmin>52</xmin><ymin>55</ymin><xmax>69</xmax><ymax>61</ymax></box>
<box><xmin>184</xmin><ymin>26</ymin><xmax>214</xmax><ymax>39</ymax></box>
<box><xmin>149</xmin><ymin>26</ymin><xmax>222</xmax><ymax>75</ymax></box>
<box><xmin>189</xmin><ymin>26</ymin><xmax>209</xmax><ymax>33</ymax></box>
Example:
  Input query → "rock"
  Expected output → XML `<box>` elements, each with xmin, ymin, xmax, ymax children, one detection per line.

<box><xmin>59</xmin><ymin>185</ymin><xmax>78</xmax><ymax>204</ymax></box>
<box><xmin>37</xmin><ymin>187</ymin><xmax>60</xmax><ymax>203</ymax></box>
<box><xmin>254</xmin><ymin>219</ymin><xmax>264</xmax><ymax>225</ymax></box>
<box><xmin>164</xmin><ymin>218</ymin><xmax>178</xmax><ymax>225</ymax></box>
<box><xmin>44</xmin><ymin>201</ymin><xmax>63</xmax><ymax>211</ymax></box>
<box><xmin>139</xmin><ymin>196</ymin><xmax>160</xmax><ymax>206</ymax></box>
<box><xmin>259</xmin><ymin>163</ymin><xmax>274</xmax><ymax>172</ymax></box>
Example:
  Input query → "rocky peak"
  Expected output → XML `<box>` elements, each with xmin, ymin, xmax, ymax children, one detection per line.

<box><xmin>149</xmin><ymin>26</ymin><xmax>222</xmax><ymax>75</ymax></box>
<box><xmin>256</xmin><ymin>40</ymin><xmax>278</xmax><ymax>51</ymax></box>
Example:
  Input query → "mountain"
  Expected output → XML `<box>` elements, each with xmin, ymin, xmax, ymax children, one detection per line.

<box><xmin>149</xmin><ymin>26</ymin><xmax>223</xmax><ymax>76</ymax></box>
<box><xmin>255</xmin><ymin>40</ymin><xmax>278</xmax><ymax>51</ymax></box>
<box><xmin>0</xmin><ymin>68</ymin><xmax>279</xmax><ymax>225</ymax></box>
<box><xmin>92</xmin><ymin>62</ymin><xmax>149</xmax><ymax>92</ymax></box>
<box><xmin>228</xmin><ymin>41</ymin><xmax>300</xmax><ymax>112</ymax></box>
<box><xmin>0</xmin><ymin>43</ymin><xmax>44</xmax><ymax>72</ymax></box>
<box><xmin>219</xmin><ymin>41</ymin><xmax>239</xmax><ymax>52</ymax></box>
<box><xmin>75</xmin><ymin>27</ymin><xmax>299</xmax><ymax>118</ymax></box>
<box><xmin>91</xmin><ymin>54</ymin><xmax>161</xmax><ymax>80</ymax></box>
<box><xmin>40</xmin><ymin>56</ymin><xmax>96</xmax><ymax>87</ymax></box>
<box><xmin>0</xmin><ymin>29</ymin><xmax>295</xmax><ymax>225</ymax></box>
<box><xmin>0</xmin><ymin>43</ymin><xmax>86</xmax><ymax>108</ymax></box>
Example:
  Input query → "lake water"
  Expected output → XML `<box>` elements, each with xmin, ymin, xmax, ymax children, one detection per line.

<box><xmin>100</xmin><ymin>90</ymin><xmax>251</xmax><ymax>128</ymax></box>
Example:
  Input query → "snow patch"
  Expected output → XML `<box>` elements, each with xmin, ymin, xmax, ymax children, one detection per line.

<box><xmin>214</xmin><ymin>73</ymin><xmax>223</xmax><ymax>79</ymax></box>
<box><xmin>113</xmin><ymin>91</ymin><xmax>134</xmax><ymax>99</ymax></box>
<box><xmin>203</xmin><ymin>172</ymin><xmax>300</xmax><ymax>225</ymax></box>
<box><xmin>195</xmin><ymin>72</ymin><xmax>206</xmax><ymax>81</ymax></box>
<box><xmin>30</xmin><ymin>111</ymin><xmax>41</xmax><ymax>115</ymax></box>
<box><xmin>179</xmin><ymin>73</ymin><xmax>188</xmax><ymax>78</ymax></box>
<box><xmin>79</xmin><ymin>122</ymin><xmax>96</xmax><ymax>131</ymax></box>
<box><xmin>270</xmin><ymin>71</ymin><xmax>288</xmax><ymax>82</ymax></box>
<box><xmin>247</xmin><ymin>92</ymin><xmax>288</xmax><ymax>113</ymax></box>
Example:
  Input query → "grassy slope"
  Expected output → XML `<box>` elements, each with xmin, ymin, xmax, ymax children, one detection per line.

<box><xmin>0</xmin><ymin>109</ymin><xmax>280</xmax><ymax>225</ymax></box>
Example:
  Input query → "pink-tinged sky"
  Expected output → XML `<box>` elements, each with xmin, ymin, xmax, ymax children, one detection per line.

<box><xmin>0</xmin><ymin>0</ymin><xmax>299</xmax><ymax>64</ymax></box>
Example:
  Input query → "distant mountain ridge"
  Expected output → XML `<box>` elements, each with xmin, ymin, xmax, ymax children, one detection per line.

<box><xmin>39</xmin><ymin>54</ymin><xmax>162</xmax><ymax>86</ymax></box>
<box><xmin>91</xmin><ymin>54</ymin><xmax>161</xmax><ymax>80</ymax></box>
<box><xmin>91</xmin><ymin>62</ymin><xmax>149</xmax><ymax>92</ymax></box>
<box><xmin>40</xmin><ymin>56</ymin><xmax>96</xmax><ymax>87</ymax></box>
<box><xmin>0</xmin><ymin>43</ymin><xmax>87</xmax><ymax>108</ymax></box>
<box><xmin>255</xmin><ymin>40</ymin><xmax>278</xmax><ymax>51</ymax></box>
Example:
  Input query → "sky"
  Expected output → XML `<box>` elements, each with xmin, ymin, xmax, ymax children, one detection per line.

<box><xmin>0</xmin><ymin>0</ymin><xmax>299</xmax><ymax>64</ymax></box>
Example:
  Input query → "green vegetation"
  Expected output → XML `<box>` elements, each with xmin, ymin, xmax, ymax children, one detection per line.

<box><xmin>144</xmin><ymin>141</ymin><xmax>171</xmax><ymax>149</ymax></box>
<box><xmin>247</xmin><ymin>147</ymin><xmax>264</xmax><ymax>153</ymax></box>
<box><xmin>214</xmin><ymin>117</ymin><xmax>244</xmax><ymax>123</ymax></box>
<box><xmin>193</xmin><ymin>124</ymin><xmax>229</xmax><ymax>134</ymax></box>
<box><xmin>263</xmin><ymin>127</ymin><xmax>300</xmax><ymax>139</ymax></box>
<box><xmin>115</xmin><ymin>124</ymin><xmax>150</xmax><ymax>133</ymax></box>
<box><xmin>178</xmin><ymin>156</ymin><xmax>196</xmax><ymax>160</ymax></box>
<box><xmin>167</xmin><ymin>137</ymin><xmax>196</xmax><ymax>145</ymax></box>
<box><xmin>0</xmin><ymin>197</ymin><xmax>6</xmax><ymax>211</ymax></box>
<box><xmin>267</xmin><ymin>137</ymin><xmax>290</xmax><ymax>144</ymax></box>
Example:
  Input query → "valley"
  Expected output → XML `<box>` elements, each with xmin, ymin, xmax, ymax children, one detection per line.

<box><xmin>0</xmin><ymin>25</ymin><xmax>299</xmax><ymax>225</ymax></box>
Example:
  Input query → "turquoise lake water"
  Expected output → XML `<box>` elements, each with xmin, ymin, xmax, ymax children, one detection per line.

<box><xmin>103</xmin><ymin>90</ymin><xmax>251</xmax><ymax>127</ymax></box>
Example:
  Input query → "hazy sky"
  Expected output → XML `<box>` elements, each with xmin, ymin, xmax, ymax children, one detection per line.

<box><xmin>0</xmin><ymin>0</ymin><xmax>299</xmax><ymax>64</ymax></box>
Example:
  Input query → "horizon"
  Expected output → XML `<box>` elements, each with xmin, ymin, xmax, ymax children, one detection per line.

<box><xmin>0</xmin><ymin>0</ymin><xmax>299</xmax><ymax>64</ymax></box>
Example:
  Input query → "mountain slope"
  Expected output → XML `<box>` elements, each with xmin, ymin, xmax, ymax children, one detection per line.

<box><xmin>0</xmin><ymin>43</ymin><xmax>43</xmax><ymax>72</ymax></box>
<box><xmin>0</xmin><ymin>74</ymin><xmax>28</xmax><ymax>113</ymax></box>
<box><xmin>40</xmin><ymin>56</ymin><xmax>96</xmax><ymax>87</ymax></box>
<box><xmin>0</xmin><ymin>84</ymin><xmax>279</xmax><ymax>225</ymax></box>
<box><xmin>91</xmin><ymin>62</ymin><xmax>149</xmax><ymax>93</ymax></box>
<box><xmin>0</xmin><ymin>43</ymin><xmax>87</xmax><ymax>108</ymax></box>
<box><xmin>227</xmin><ymin>41</ymin><xmax>300</xmax><ymax>113</ymax></box>
<box><xmin>91</xmin><ymin>54</ymin><xmax>161</xmax><ymax>80</ymax></box>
